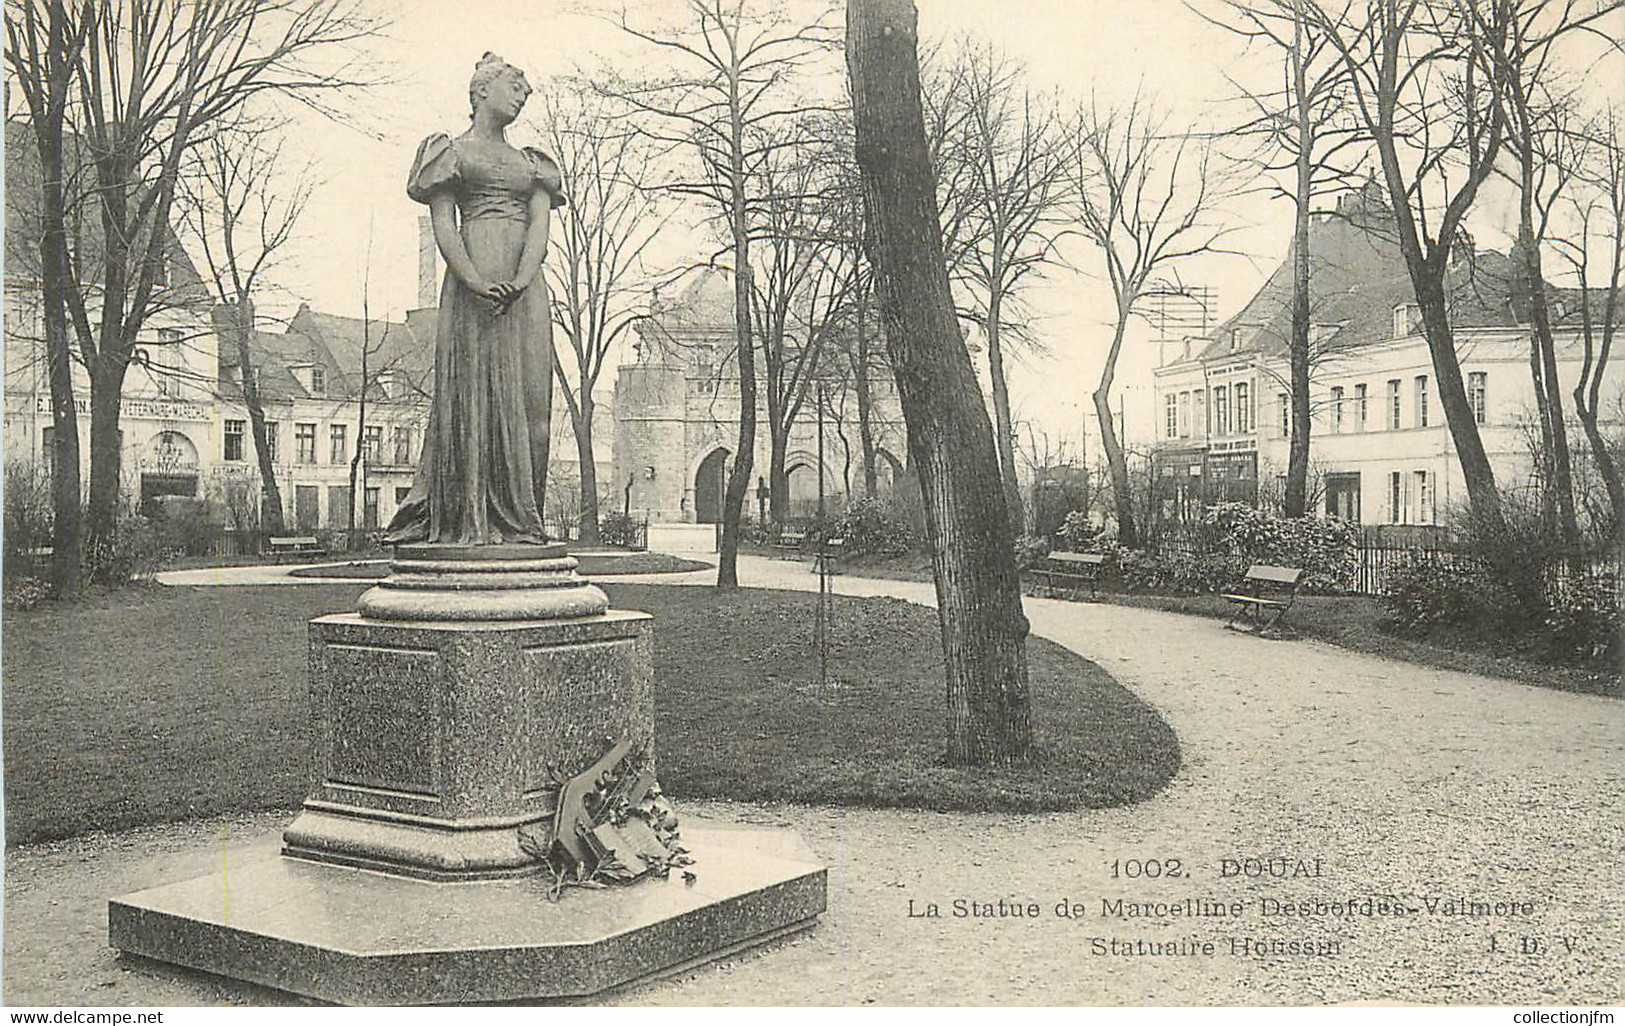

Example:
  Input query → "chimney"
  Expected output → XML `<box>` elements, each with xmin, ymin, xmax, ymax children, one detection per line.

<box><xmin>417</xmin><ymin>215</ymin><xmax>437</xmax><ymax>308</ymax></box>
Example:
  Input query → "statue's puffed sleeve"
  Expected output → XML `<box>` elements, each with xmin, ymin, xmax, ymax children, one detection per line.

<box><xmin>407</xmin><ymin>133</ymin><xmax>459</xmax><ymax>204</ymax></box>
<box><xmin>522</xmin><ymin>147</ymin><xmax>568</xmax><ymax>209</ymax></box>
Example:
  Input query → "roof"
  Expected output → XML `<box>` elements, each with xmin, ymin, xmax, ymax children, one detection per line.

<box><xmin>212</xmin><ymin>303</ymin><xmax>431</xmax><ymax>403</ymax></box>
<box><xmin>1170</xmin><ymin>182</ymin><xmax>1528</xmax><ymax>368</ymax></box>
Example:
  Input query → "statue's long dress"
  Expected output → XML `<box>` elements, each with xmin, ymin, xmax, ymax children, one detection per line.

<box><xmin>383</xmin><ymin>133</ymin><xmax>567</xmax><ymax>545</ymax></box>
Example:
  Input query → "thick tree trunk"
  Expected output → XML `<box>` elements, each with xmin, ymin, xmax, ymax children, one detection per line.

<box><xmin>574</xmin><ymin>392</ymin><xmax>602</xmax><ymax>544</ymax></box>
<box><xmin>769</xmin><ymin>426</ymin><xmax>790</xmax><ymax>527</ymax></box>
<box><xmin>1284</xmin><ymin>65</ymin><xmax>1313</xmax><ymax>518</ymax></box>
<box><xmin>984</xmin><ymin>295</ymin><xmax>1026</xmax><ymax>532</ymax></box>
<box><xmin>29</xmin><ymin>45</ymin><xmax>83</xmax><ymax>595</ymax></box>
<box><xmin>231</xmin><ymin>300</ymin><xmax>285</xmax><ymax>534</ymax></box>
<box><xmin>84</xmin><ymin>362</ymin><xmax>128</xmax><ymax>576</ymax></box>
<box><xmin>717</xmin><ymin>92</ymin><xmax>755</xmax><ymax>590</ymax></box>
<box><xmin>1095</xmin><ymin>310</ymin><xmax>1139</xmax><ymax>548</ymax></box>
<box><xmin>848</xmin><ymin>0</ymin><xmax>1032</xmax><ymax>767</ymax></box>
<box><xmin>854</xmin><ymin>285</ymin><xmax>879</xmax><ymax>497</ymax></box>
<box><xmin>1517</xmin><ymin>200</ymin><xmax>1580</xmax><ymax>553</ymax></box>
<box><xmin>1574</xmin><ymin>401</ymin><xmax>1625</xmax><ymax>544</ymax></box>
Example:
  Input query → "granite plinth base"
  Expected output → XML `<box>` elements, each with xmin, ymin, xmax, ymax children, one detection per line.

<box><xmin>288</xmin><ymin>610</ymin><xmax>654</xmax><ymax>880</ymax></box>
<box><xmin>108</xmin><ymin>826</ymin><xmax>826</xmax><ymax>1005</ymax></box>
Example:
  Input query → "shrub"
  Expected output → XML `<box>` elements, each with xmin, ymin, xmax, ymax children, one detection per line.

<box><xmin>1541</xmin><ymin>572</ymin><xmax>1621</xmax><ymax>668</ymax></box>
<box><xmin>82</xmin><ymin>514</ymin><xmax>163</xmax><ymax>586</ymax></box>
<box><xmin>1196</xmin><ymin>502</ymin><xmax>1358</xmax><ymax>592</ymax></box>
<box><xmin>1055</xmin><ymin>510</ymin><xmax>1103</xmax><ymax>553</ymax></box>
<box><xmin>4</xmin><ymin>460</ymin><xmax>54</xmax><ymax>578</ymax></box>
<box><xmin>3</xmin><ymin>576</ymin><xmax>51</xmax><ymax>611</ymax></box>
<box><xmin>1014</xmin><ymin>534</ymin><xmax>1051</xmax><ymax>571</ymax></box>
<box><xmin>832</xmin><ymin>498</ymin><xmax>917</xmax><ymax>556</ymax></box>
<box><xmin>1380</xmin><ymin>555</ymin><xmax>1513</xmax><ymax>636</ymax></box>
<box><xmin>599</xmin><ymin>512</ymin><xmax>642</xmax><ymax>549</ymax></box>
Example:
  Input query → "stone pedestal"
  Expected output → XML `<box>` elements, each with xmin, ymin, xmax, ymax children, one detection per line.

<box><xmin>110</xmin><ymin>544</ymin><xmax>825</xmax><ymax>1003</ymax></box>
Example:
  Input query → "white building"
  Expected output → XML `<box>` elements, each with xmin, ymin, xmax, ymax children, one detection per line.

<box><xmin>1151</xmin><ymin>183</ymin><xmax>1624</xmax><ymax>532</ymax></box>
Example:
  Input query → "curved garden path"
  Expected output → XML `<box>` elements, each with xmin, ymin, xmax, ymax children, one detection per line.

<box><xmin>7</xmin><ymin>556</ymin><xmax>1621</xmax><ymax>1005</ymax></box>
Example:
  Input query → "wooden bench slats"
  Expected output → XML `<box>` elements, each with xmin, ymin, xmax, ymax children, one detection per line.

<box><xmin>1223</xmin><ymin>563</ymin><xmax>1303</xmax><ymax>636</ymax></box>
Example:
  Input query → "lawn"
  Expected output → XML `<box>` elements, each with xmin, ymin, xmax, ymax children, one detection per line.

<box><xmin>1</xmin><ymin>582</ymin><xmax>1178</xmax><ymax>847</ymax></box>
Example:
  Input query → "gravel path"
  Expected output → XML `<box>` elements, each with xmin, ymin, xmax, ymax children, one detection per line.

<box><xmin>6</xmin><ymin>557</ymin><xmax>1621</xmax><ymax>1005</ymax></box>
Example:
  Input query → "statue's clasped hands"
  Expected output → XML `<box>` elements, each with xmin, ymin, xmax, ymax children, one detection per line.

<box><xmin>473</xmin><ymin>278</ymin><xmax>523</xmax><ymax>317</ymax></box>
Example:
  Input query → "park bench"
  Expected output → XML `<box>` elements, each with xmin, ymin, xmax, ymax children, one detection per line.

<box><xmin>1222</xmin><ymin>564</ymin><xmax>1304</xmax><ymax>637</ymax></box>
<box><xmin>267</xmin><ymin>535</ymin><xmax>325</xmax><ymax>560</ymax></box>
<box><xmin>771</xmin><ymin>529</ymin><xmax>806</xmax><ymax>559</ymax></box>
<box><xmin>1030</xmin><ymin>551</ymin><xmax>1108</xmax><ymax>600</ymax></box>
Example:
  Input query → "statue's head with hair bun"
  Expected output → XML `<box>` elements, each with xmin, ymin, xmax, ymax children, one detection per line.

<box><xmin>469</xmin><ymin>51</ymin><xmax>529</xmax><ymax>120</ymax></box>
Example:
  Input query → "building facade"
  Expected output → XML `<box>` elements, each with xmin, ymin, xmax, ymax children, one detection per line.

<box><xmin>614</xmin><ymin>269</ymin><xmax>910</xmax><ymax>525</ymax></box>
<box><xmin>1150</xmin><ymin>184</ymin><xmax>1624</xmax><ymax>531</ymax></box>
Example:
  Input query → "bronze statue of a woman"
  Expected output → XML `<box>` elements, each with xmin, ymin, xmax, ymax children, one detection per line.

<box><xmin>383</xmin><ymin>52</ymin><xmax>566</xmax><ymax>545</ymax></box>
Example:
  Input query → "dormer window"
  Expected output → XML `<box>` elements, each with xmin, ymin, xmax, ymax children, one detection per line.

<box><xmin>309</xmin><ymin>365</ymin><xmax>325</xmax><ymax>396</ymax></box>
<box><xmin>1393</xmin><ymin>303</ymin><xmax>1418</xmax><ymax>339</ymax></box>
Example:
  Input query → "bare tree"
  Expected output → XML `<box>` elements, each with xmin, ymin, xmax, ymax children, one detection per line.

<box><xmin>1473</xmin><ymin>0</ymin><xmax>1623</xmax><ymax>554</ymax></box>
<box><xmin>1200</xmin><ymin>0</ymin><xmax>1365</xmax><ymax>517</ymax></box>
<box><xmin>605</xmin><ymin>0</ymin><xmax>839</xmax><ymax>588</ymax></box>
<box><xmin>5</xmin><ymin>0</ymin><xmax>380</xmax><ymax>580</ymax></box>
<box><xmin>181</xmin><ymin>125</ymin><xmax>313</xmax><ymax>534</ymax></box>
<box><xmin>1066</xmin><ymin>93</ymin><xmax>1234</xmax><ymax>548</ymax></box>
<box><xmin>948</xmin><ymin>42</ymin><xmax>1070</xmax><ymax>531</ymax></box>
<box><xmin>535</xmin><ymin>84</ymin><xmax>668</xmax><ymax>545</ymax></box>
<box><xmin>4</xmin><ymin>0</ymin><xmax>91</xmax><ymax>594</ymax></box>
<box><xmin>848</xmin><ymin>0</ymin><xmax>1032</xmax><ymax>766</ymax></box>
<box><xmin>1306</xmin><ymin>0</ymin><xmax>1528</xmax><ymax>573</ymax></box>
<box><xmin>747</xmin><ymin>119</ymin><xmax>861</xmax><ymax>526</ymax></box>
<box><xmin>1553</xmin><ymin>107</ymin><xmax>1625</xmax><ymax>541</ymax></box>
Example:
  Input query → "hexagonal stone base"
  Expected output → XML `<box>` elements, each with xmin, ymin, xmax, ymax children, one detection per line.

<box><xmin>108</xmin><ymin>826</ymin><xmax>825</xmax><ymax>1005</ymax></box>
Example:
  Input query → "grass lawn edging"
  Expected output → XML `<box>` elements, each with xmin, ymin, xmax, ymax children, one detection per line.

<box><xmin>1</xmin><ymin>582</ymin><xmax>1179</xmax><ymax>847</ymax></box>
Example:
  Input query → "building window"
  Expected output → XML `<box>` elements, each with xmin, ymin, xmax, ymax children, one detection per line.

<box><xmin>1387</xmin><ymin>379</ymin><xmax>1401</xmax><ymax>430</ymax></box>
<box><xmin>1415</xmin><ymin>375</ymin><xmax>1428</xmax><ymax>428</ymax></box>
<box><xmin>1331</xmin><ymin>386</ymin><xmax>1344</xmax><ymax>434</ymax></box>
<box><xmin>1355</xmin><ymin>383</ymin><xmax>1368</xmax><ymax>431</ymax></box>
<box><xmin>364</xmin><ymin>487</ymin><xmax>380</xmax><ymax>530</ymax></box>
<box><xmin>1213</xmin><ymin>385</ymin><xmax>1230</xmax><ymax>436</ymax></box>
<box><xmin>1415</xmin><ymin>470</ymin><xmax>1433</xmax><ymax>525</ymax></box>
<box><xmin>1393</xmin><ymin>303</ymin><xmax>1416</xmax><ymax>339</ymax></box>
<box><xmin>362</xmin><ymin>424</ymin><xmax>382</xmax><ymax>462</ymax></box>
<box><xmin>1279</xmin><ymin>392</ymin><xmax>1290</xmax><ymax>439</ymax></box>
<box><xmin>1195</xmin><ymin>390</ymin><xmax>1207</xmax><ymax>436</ymax></box>
<box><xmin>1165</xmin><ymin>394</ymin><xmax>1178</xmax><ymax>439</ymax></box>
<box><xmin>294</xmin><ymin>422</ymin><xmax>317</xmax><ymax>464</ymax></box>
<box><xmin>224</xmin><ymin>419</ymin><xmax>246</xmax><ymax>462</ymax></box>
<box><xmin>330</xmin><ymin>424</ymin><xmax>347</xmax><ymax>465</ymax></box>
<box><xmin>42</xmin><ymin>426</ymin><xmax>56</xmax><ymax>481</ymax></box>
<box><xmin>310</xmin><ymin>365</ymin><xmax>326</xmax><ymax>396</ymax></box>
<box><xmin>1177</xmin><ymin>392</ymin><xmax>1191</xmax><ymax>438</ymax></box>
<box><xmin>1235</xmin><ymin>382</ymin><xmax>1251</xmax><ymax>434</ymax></box>
<box><xmin>1469</xmin><ymin>371</ymin><xmax>1487</xmax><ymax>425</ymax></box>
<box><xmin>264</xmin><ymin>422</ymin><xmax>279</xmax><ymax>464</ymax></box>
<box><xmin>393</xmin><ymin>426</ymin><xmax>413</xmax><ymax>464</ymax></box>
<box><xmin>1389</xmin><ymin>471</ymin><xmax>1403</xmax><ymax>524</ymax></box>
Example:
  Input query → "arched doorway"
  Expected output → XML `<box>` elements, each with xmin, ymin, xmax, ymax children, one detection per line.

<box><xmin>694</xmin><ymin>447</ymin><xmax>729</xmax><ymax>524</ymax></box>
<box><xmin>139</xmin><ymin>430</ymin><xmax>201</xmax><ymax>502</ymax></box>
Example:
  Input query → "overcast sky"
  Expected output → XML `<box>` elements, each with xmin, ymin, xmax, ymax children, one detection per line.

<box><xmin>248</xmin><ymin>0</ymin><xmax>1624</xmax><ymax>452</ymax></box>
